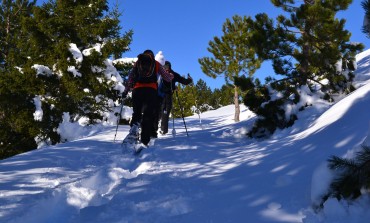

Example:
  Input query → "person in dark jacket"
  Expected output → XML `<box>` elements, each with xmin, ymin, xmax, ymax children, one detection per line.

<box><xmin>124</xmin><ymin>50</ymin><xmax>174</xmax><ymax>147</ymax></box>
<box><xmin>153</xmin><ymin>61</ymin><xmax>192</xmax><ymax>136</ymax></box>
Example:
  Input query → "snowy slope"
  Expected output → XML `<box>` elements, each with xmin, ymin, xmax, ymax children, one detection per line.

<box><xmin>1</xmin><ymin>50</ymin><xmax>370</xmax><ymax>223</ymax></box>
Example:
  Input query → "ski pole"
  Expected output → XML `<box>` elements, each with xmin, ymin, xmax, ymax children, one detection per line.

<box><xmin>170</xmin><ymin>79</ymin><xmax>176</xmax><ymax>136</ymax></box>
<box><xmin>114</xmin><ymin>96</ymin><xmax>126</xmax><ymax>142</ymax></box>
<box><xmin>175</xmin><ymin>90</ymin><xmax>189</xmax><ymax>137</ymax></box>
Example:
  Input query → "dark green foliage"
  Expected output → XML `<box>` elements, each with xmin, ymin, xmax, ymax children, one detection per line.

<box><xmin>171</xmin><ymin>79</ymin><xmax>230</xmax><ymax>118</ymax></box>
<box><xmin>260</xmin><ymin>0</ymin><xmax>363</xmax><ymax>93</ymax></box>
<box><xmin>199</xmin><ymin>15</ymin><xmax>261</xmax><ymax>80</ymax></box>
<box><xmin>326</xmin><ymin>145</ymin><xmax>370</xmax><ymax>201</ymax></box>
<box><xmin>114</xmin><ymin>60</ymin><xmax>134</xmax><ymax>81</ymax></box>
<box><xmin>174</xmin><ymin>82</ymin><xmax>203</xmax><ymax>118</ymax></box>
<box><xmin>0</xmin><ymin>0</ymin><xmax>37</xmax><ymax>69</ymax></box>
<box><xmin>362</xmin><ymin>0</ymin><xmax>370</xmax><ymax>38</ymax></box>
<box><xmin>235</xmin><ymin>75</ymin><xmax>298</xmax><ymax>137</ymax></box>
<box><xmin>0</xmin><ymin>0</ymin><xmax>39</xmax><ymax>158</ymax></box>
<box><xmin>0</xmin><ymin>0</ymin><xmax>132</xmax><ymax>159</ymax></box>
<box><xmin>0</xmin><ymin>75</ymin><xmax>39</xmax><ymax>159</ymax></box>
<box><xmin>234</xmin><ymin>0</ymin><xmax>363</xmax><ymax>138</ymax></box>
<box><xmin>193</xmin><ymin>79</ymin><xmax>213</xmax><ymax>113</ymax></box>
<box><xmin>212</xmin><ymin>84</ymin><xmax>235</xmax><ymax>108</ymax></box>
<box><xmin>113</xmin><ymin>60</ymin><xmax>134</xmax><ymax>107</ymax></box>
<box><xmin>199</xmin><ymin>15</ymin><xmax>262</xmax><ymax>122</ymax></box>
<box><xmin>235</xmin><ymin>76</ymin><xmax>269</xmax><ymax>111</ymax></box>
<box><xmin>24</xmin><ymin>0</ymin><xmax>132</xmax><ymax>135</ymax></box>
<box><xmin>172</xmin><ymin>84</ymin><xmax>194</xmax><ymax>118</ymax></box>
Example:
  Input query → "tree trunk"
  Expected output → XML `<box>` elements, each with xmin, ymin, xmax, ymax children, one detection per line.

<box><xmin>234</xmin><ymin>85</ymin><xmax>240</xmax><ymax>122</ymax></box>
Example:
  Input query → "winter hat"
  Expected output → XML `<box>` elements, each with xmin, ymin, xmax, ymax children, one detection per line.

<box><xmin>155</xmin><ymin>51</ymin><xmax>166</xmax><ymax>65</ymax></box>
<box><xmin>143</xmin><ymin>49</ymin><xmax>154</xmax><ymax>59</ymax></box>
<box><xmin>164</xmin><ymin>61</ymin><xmax>171</xmax><ymax>69</ymax></box>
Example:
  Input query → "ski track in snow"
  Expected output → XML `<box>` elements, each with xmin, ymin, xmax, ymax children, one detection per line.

<box><xmin>1</xmin><ymin>113</ymin><xmax>263</xmax><ymax>223</ymax></box>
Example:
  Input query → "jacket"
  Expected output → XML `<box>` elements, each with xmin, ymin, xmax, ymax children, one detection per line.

<box><xmin>125</xmin><ymin>61</ymin><xmax>174</xmax><ymax>92</ymax></box>
<box><xmin>159</xmin><ymin>69</ymin><xmax>192</xmax><ymax>94</ymax></box>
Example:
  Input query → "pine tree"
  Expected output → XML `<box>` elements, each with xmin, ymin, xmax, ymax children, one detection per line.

<box><xmin>0</xmin><ymin>0</ymin><xmax>38</xmax><ymax>159</ymax></box>
<box><xmin>172</xmin><ymin>80</ymin><xmax>234</xmax><ymax>118</ymax></box>
<box><xmin>267</xmin><ymin>0</ymin><xmax>362</xmax><ymax>94</ymax></box>
<box><xmin>0</xmin><ymin>0</ymin><xmax>133</xmax><ymax>159</ymax></box>
<box><xmin>219</xmin><ymin>84</ymin><xmax>235</xmax><ymax>106</ymax></box>
<box><xmin>236</xmin><ymin>0</ymin><xmax>364</xmax><ymax>137</ymax></box>
<box><xmin>199</xmin><ymin>15</ymin><xmax>262</xmax><ymax>122</ymax></box>
<box><xmin>362</xmin><ymin>0</ymin><xmax>370</xmax><ymax>37</ymax></box>
<box><xmin>24</xmin><ymin>0</ymin><xmax>132</xmax><ymax>142</ymax></box>
<box><xmin>0</xmin><ymin>0</ymin><xmax>36</xmax><ymax>69</ymax></box>
<box><xmin>209</xmin><ymin>84</ymin><xmax>235</xmax><ymax>109</ymax></box>
<box><xmin>172</xmin><ymin>84</ymin><xmax>194</xmax><ymax>118</ymax></box>
<box><xmin>193</xmin><ymin>79</ymin><xmax>213</xmax><ymax>112</ymax></box>
<box><xmin>326</xmin><ymin>145</ymin><xmax>370</xmax><ymax>201</ymax></box>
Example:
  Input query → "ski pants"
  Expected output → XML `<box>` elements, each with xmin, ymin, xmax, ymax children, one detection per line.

<box><xmin>152</xmin><ymin>95</ymin><xmax>163</xmax><ymax>136</ymax></box>
<box><xmin>160</xmin><ymin>93</ymin><xmax>173</xmax><ymax>134</ymax></box>
<box><xmin>131</xmin><ymin>87</ymin><xmax>158</xmax><ymax>145</ymax></box>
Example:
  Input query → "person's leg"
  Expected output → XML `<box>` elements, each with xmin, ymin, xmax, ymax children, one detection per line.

<box><xmin>130</xmin><ymin>88</ymin><xmax>143</xmax><ymax>127</ymax></box>
<box><xmin>165</xmin><ymin>94</ymin><xmax>173</xmax><ymax>133</ymax></box>
<box><xmin>140</xmin><ymin>88</ymin><xmax>157</xmax><ymax>145</ymax></box>
<box><xmin>160</xmin><ymin>96</ymin><xmax>167</xmax><ymax>134</ymax></box>
<box><xmin>151</xmin><ymin>96</ymin><xmax>163</xmax><ymax>138</ymax></box>
<box><xmin>160</xmin><ymin>94</ymin><xmax>172</xmax><ymax>134</ymax></box>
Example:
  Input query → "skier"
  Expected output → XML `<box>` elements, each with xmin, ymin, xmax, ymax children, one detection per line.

<box><xmin>123</xmin><ymin>50</ymin><xmax>174</xmax><ymax>153</ymax></box>
<box><xmin>153</xmin><ymin>61</ymin><xmax>192</xmax><ymax>136</ymax></box>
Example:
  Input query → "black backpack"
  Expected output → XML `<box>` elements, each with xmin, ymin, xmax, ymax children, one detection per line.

<box><xmin>159</xmin><ymin>78</ymin><xmax>175</xmax><ymax>94</ymax></box>
<box><xmin>134</xmin><ymin>53</ymin><xmax>157</xmax><ymax>83</ymax></box>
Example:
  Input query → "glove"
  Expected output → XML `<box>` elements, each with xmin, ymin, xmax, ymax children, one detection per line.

<box><xmin>187</xmin><ymin>73</ymin><xmax>193</xmax><ymax>83</ymax></box>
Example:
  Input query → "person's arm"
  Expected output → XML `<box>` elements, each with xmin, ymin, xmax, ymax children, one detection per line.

<box><xmin>173</xmin><ymin>71</ymin><xmax>193</xmax><ymax>85</ymax></box>
<box><xmin>123</xmin><ymin>65</ymin><xmax>136</xmax><ymax>94</ymax></box>
<box><xmin>158</xmin><ymin>64</ymin><xmax>174</xmax><ymax>82</ymax></box>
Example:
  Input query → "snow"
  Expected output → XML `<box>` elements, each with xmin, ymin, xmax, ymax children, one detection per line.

<box><xmin>82</xmin><ymin>43</ymin><xmax>102</xmax><ymax>56</ymax></box>
<box><xmin>33</xmin><ymin>96</ymin><xmax>43</xmax><ymax>121</ymax></box>
<box><xmin>67</xmin><ymin>66</ymin><xmax>82</xmax><ymax>77</ymax></box>
<box><xmin>113</xmin><ymin>57</ymin><xmax>137</xmax><ymax>65</ymax></box>
<box><xmin>114</xmin><ymin>50</ymin><xmax>165</xmax><ymax>67</ymax></box>
<box><xmin>69</xmin><ymin>43</ymin><xmax>83</xmax><ymax>65</ymax></box>
<box><xmin>1</xmin><ymin>49</ymin><xmax>370</xmax><ymax>222</ymax></box>
<box><xmin>32</xmin><ymin>64</ymin><xmax>53</xmax><ymax>77</ymax></box>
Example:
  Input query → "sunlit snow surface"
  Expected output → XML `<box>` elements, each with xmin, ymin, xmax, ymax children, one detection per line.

<box><xmin>1</xmin><ymin>50</ymin><xmax>370</xmax><ymax>223</ymax></box>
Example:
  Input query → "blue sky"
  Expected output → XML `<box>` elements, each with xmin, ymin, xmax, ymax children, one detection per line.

<box><xmin>115</xmin><ymin>0</ymin><xmax>367</xmax><ymax>90</ymax></box>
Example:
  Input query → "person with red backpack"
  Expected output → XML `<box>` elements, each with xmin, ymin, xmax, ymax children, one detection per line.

<box><xmin>123</xmin><ymin>50</ymin><xmax>173</xmax><ymax>151</ymax></box>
